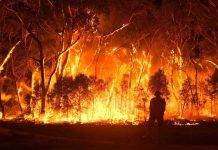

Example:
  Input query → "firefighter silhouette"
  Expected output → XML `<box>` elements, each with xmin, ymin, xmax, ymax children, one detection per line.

<box><xmin>148</xmin><ymin>91</ymin><xmax>166</xmax><ymax>127</ymax></box>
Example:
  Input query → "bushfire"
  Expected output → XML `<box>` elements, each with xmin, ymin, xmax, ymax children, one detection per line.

<box><xmin>0</xmin><ymin>41</ymin><xmax>217</xmax><ymax>124</ymax></box>
<box><xmin>0</xmin><ymin>0</ymin><xmax>218</xmax><ymax>125</ymax></box>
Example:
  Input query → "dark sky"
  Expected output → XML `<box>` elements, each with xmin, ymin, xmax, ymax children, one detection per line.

<box><xmin>97</xmin><ymin>0</ymin><xmax>218</xmax><ymax>60</ymax></box>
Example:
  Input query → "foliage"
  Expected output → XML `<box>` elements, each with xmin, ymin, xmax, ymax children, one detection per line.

<box><xmin>50</xmin><ymin>74</ymin><xmax>107</xmax><ymax>113</ymax></box>
<box><xmin>148</xmin><ymin>69</ymin><xmax>170</xmax><ymax>97</ymax></box>
<box><xmin>205</xmin><ymin>69</ymin><xmax>218</xmax><ymax>100</ymax></box>
<box><xmin>180</xmin><ymin>78</ymin><xmax>195</xmax><ymax>106</ymax></box>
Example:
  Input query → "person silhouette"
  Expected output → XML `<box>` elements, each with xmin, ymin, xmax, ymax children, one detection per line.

<box><xmin>148</xmin><ymin>91</ymin><xmax>166</xmax><ymax>128</ymax></box>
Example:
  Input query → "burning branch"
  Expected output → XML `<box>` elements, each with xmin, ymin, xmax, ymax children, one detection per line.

<box><xmin>46</xmin><ymin>36</ymin><xmax>80</xmax><ymax>92</ymax></box>
<box><xmin>47</xmin><ymin>0</ymin><xmax>54</xmax><ymax>7</ymax></box>
<box><xmin>58</xmin><ymin>37</ymin><xmax>80</xmax><ymax>57</ymax></box>
<box><xmin>0</xmin><ymin>40</ymin><xmax>21</xmax><ymax>72</ymax></box>
<box><xmin>102</xmin><ymin>23</ymin><xmax>129</xmax><ymax>38</ymax></box>
<box><xmin>204</xmin><ymin>60</ymin><xmax>218</xmax><ymax>69</ymax></box>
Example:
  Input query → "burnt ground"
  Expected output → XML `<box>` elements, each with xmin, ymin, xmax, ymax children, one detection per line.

<box><xmin>0</xmin><ymin>120</ymin><xmax>218</xmax><ymax>150</ymax></box>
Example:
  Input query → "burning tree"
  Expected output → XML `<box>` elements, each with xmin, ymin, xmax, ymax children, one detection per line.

<box><xmin>0</xmin><ymin>0</ymin><xmax>108</xmax><ymax>115</ymax></box>
<box><xmin>0</xmin><ymin>0</ymin><xmax>218</xmax><ymax>123</ymax></box>
<box><xmin>148</xmin><ymin>69</ymin><xmax>170</xmax><ymax>97</ymax></box>
<box><xmin>179</xmin><ymin>78</ymin><xmax>196</xmax><ymax>118</ymax></box>
<box><xmin>50</xmin><ymin>73</ymin><xmax>107</xmax><ymax>121</ymax></box>
<box><xmin>205</xmin><ymin>69</ymin><xmax>218</xmax><ymax>117</ymax></box>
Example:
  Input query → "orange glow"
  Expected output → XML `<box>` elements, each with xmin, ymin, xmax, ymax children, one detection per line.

<box><xmin>0</xmin><ymin>36</ymin><xmax>216</xmax><ymax>124</ymax></box>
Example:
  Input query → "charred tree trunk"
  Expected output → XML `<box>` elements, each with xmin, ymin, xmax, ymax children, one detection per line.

<box><xmin>142</xmin><ymin>98</ymin><xmax>146</xmax><ymax>121</ymax></box>
<box><xmin>79</xmin><ymin>97</ymin><xmax>82</xmax><ymax>122</ymax></box>
<box><xmin>187</xmin><ymin>77</ymin><xmax>195</xmax><ymax>119</ymax></box>
<box><xmin>38</xmin><ymin>40</ymin><xmax>46</xmax><ymax>114</ymax></box>
<box><xmin>181</xmin><ymin>101</ymin><xmax>186</xmax><ymax>117</ymax></box>
<box><xmin>194</xmin><ymin>64</ymin><xmax>199</xmax><ymax>118</ymax></box>
<box><xmin>28</xmin><ymin>30</ymin><xmax>46</xmax><ymax>114</ymax></box>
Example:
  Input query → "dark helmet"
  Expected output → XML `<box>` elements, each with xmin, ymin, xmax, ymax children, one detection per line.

<box><xmin>154</xmin><ymin>91</ymin><xmax>161</xmax><ymax>97</ymax></box>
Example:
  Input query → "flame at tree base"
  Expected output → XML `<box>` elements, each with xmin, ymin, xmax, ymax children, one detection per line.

<box><xmin>0</xmin><ymin>37</ymin><xmax>218</xmax><ymax>124</ymax></box>
<box><xmin>24</xmin><ymin>91</ymin><xmax>147</xmax><ymax>125</ymax></box>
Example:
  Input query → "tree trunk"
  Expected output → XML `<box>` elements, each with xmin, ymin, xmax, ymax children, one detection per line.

<box><xmin>181</xmin><ymin>101</ymin><xmax>186</xmax><ymax>117</ymax></box>
<box><xmin>11</xmin><ymin>57</ymin><xmax>23</xmax><ymax>113</ymax></box>
<box><xmin>39</xmin><ymin>43</ymin><xmax>46</xmax><ymax>114</ymax></box>
<box><xmin>0</xmin><ymin>90</ymin><xmax>5</xmax><ymax>118</ymax></box>
<box><xmin>129</xmin><ymin>56</ymin><xmax>133</xmax><ymax>89</ymax></box>
<box><xmin>187</xmin><ymin>77</ymin><xmax>194</xmax><ymax>119</ymax></box>
<box><xmin>15</xmin><ymin>82</ymin><xmax>23</xmax><ymax>113</ymax></box>
<box><xmin>143</xmin><ymin>99</ymin><xmax>146</xmax><ymax>121</ymax></box>
<box><xmin>190</xmin><ymin>103</ymin><xmax>193</xmax><ymax>119</ymax></box>
<box><xmin>210</xmin><ymin>94</ymin><xmax>214</xmax><ymax>117</ymax></box>
<box><xmin>78</xmin><ymin>94</ymin><xmax>82</xmax><ymax>122</ymax></box>
<box><xmin>170</xmin><ymin>55</ymin><xmax>181</xmax><ymax>117</ymax></box>
<box><xmin>211</xmin><ymin>98</ymin><xmax>213</xmax><ymax>117</ymax></box>
<box><xmin>194</xmin><ymin>65</ymin><xmax>199</xmax><ymax>118</ymax></box>
<box><xmin>55</xmin><ymin>51</ymin><xmax>69</xmax><ymax>111</ymax></box>
<box><xmin>24</xmin><ymin>27</ymin><xmax>46</xmax><ymax>114</ymax></box>
<box><xmin>60</xmin><ymin>52</ymin><xmax>69</xmax><ymax>77</ymax></box>
<box><xmin>31</xmin><ymin>35</ymin><xmax>46</xmax><ymax>114</ymax></box>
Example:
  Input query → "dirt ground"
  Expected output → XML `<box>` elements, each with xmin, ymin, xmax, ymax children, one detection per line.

<box><xmin>0</xmin><ymin>120</ymin><xmax>218</xmax><ymax>150</ymax></box>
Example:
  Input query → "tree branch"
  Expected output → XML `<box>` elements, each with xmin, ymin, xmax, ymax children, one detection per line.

<box><xmin>30</xmin><ymin>56</ymin><xmax>40</xmax><ymax>63</ymax></box>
